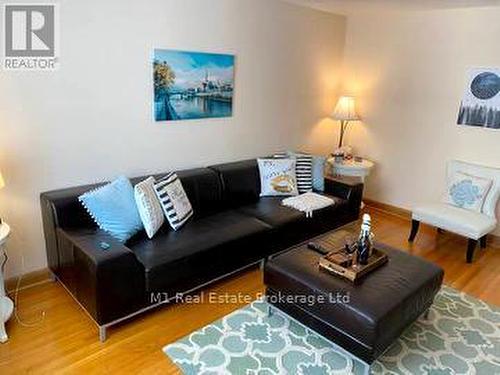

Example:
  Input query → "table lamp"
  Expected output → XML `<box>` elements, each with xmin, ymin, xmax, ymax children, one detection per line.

<box><xmin>0</xmin><ymin>170</ymin><xmax>4</xmax><ymax>224</ymax></box>
<box><xmin>331</xmin><ymin>96</ymin><xmax>360</xmax><ymax>157</ymax></box>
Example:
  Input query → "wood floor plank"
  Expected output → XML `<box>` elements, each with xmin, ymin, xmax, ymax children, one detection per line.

<box><xmin>0</xmin><ymin>208</ymin><xmax>498</xmax><ymax>374</ymax></box>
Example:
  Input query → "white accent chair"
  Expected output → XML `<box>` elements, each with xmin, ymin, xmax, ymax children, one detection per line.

<box><xmin>409</xmin><ymin>160</ymin><xmax>500</xmax><ymax>263</ymax></box>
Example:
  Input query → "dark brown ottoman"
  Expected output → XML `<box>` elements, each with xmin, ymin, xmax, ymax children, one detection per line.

<box><xmin>264</xmin><ymin>241</ymin><xmax>444</xmax><ymax>365</ymax></box>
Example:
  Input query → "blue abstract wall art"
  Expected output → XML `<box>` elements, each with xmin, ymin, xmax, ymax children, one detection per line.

<box><xmin>153</xmin><ymin>49</ymin><xmax>235</xmax><ymax>122</ymax></box>
<box><xmin>457</xmin><ymin>68</ymin><xmax>500</xmax><ymax>129</ymax></box>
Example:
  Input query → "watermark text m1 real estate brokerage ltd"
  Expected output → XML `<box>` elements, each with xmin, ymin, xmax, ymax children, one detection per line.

<box><xmin>3</xmin><ymin>3</ymin><xmax>59</xmax><ymax>70</ymax></box>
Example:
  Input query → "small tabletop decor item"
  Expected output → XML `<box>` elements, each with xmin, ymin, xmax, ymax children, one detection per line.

<box><xmin>357</xmin><ymin>213</ymin><xmax>372</xmax><ymax>264</ymax></box>
<box><xmin>317</xmin><ymin>214</ymin><xmax>388</xmax><ymax>283</ymax></box>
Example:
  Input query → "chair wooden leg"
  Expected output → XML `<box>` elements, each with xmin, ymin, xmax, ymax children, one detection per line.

<box><xmin>466</xmin><ymin>239</ymin><xmax>478</xmax><ymax>263</ymax></box>
<box><xmin>408</xmin><ymin>220</ymin><xmax>420</xmax><ymax>242</ymax></box>
<box><xmin>480</xmin><ymin>235</ymin><xmax>487</xmax><ymax>249</ymax></box>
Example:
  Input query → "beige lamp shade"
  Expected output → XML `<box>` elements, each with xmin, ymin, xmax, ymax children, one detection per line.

<box><xmin>0</xmin><ymin>171</ymin><xmax>4</xmax><ymax>190</ymax></box>
<box><xmin>331</xmin><ymin>96</ymin><xmax>360</xmax><ymax>121</ymax></box>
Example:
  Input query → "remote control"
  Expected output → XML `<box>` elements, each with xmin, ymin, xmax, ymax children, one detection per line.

<box><xmin>307</xmin><ymin>242</ymin><xmax>329</xmax><ymax>255</ymax></box>
<box><xmin>100</xmin><ymin>241</ymin><xmax>111</xmax><ymax>250</ymax></box>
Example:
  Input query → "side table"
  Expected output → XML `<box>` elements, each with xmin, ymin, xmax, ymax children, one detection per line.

<box><xmin>0</xmin><ymin>223</ymin><xmax>13</xmax><ymax>343</ymax></box>
<box><xmin>327</xmin><ymin>158</ymin><xmax>374</xmax><ymax>182</ymax></box>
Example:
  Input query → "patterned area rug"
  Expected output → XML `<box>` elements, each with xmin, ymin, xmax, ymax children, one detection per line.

<box><xmin>164</xmin><ymin>286</ymin><xmax>500</xmax><ymax>374</ymax></box>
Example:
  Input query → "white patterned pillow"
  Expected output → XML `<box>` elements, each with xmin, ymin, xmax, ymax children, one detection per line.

<box><xmin>154</xmin><ymin>173</ymin><xmax>193</xmax><ymax>231</ymax></box>
<box><xmin>258</xmin><ymin>158</ymin><xmax>298</xmax><ymax>197</ymax></box>
<box><xmin>273</xmin><ymin>151</ymin><xmax>313</xmax><ymax>194</ymax></box>
<box><xmin>445</xmin><ymin>172</ymin><xmax>492</xmax><ymax>213</ymax></box>
<box><xmin>134</xmin><ymin>177</ymin><xmax>165</xmax><ymax>239</ymax></box>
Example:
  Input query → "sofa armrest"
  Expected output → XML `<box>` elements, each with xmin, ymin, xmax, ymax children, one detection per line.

<box><xmin>324</xmin><ymin>176</ymin><xmax>364</xmax><ymax>215</ymax></box>
<box><xmin>56</xmin><ymin>228</ymin><xmax>145</xmax><ymax>325</ymax></box>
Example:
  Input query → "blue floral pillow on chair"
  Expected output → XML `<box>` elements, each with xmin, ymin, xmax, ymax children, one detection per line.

<box><xmin>445</xmin><ymin>172</ymin><xmax>492</xmax><ymax>213</ymax></box>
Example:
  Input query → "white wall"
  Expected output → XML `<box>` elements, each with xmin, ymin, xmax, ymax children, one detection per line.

<box><xmin>342</xmin><ymin>7</ymin><xmax>500</xmax><ymax>232</ymax></box>
<box><xmin>0</xmin><ymin>0</ymin><xmax>346</xmax><ymax>278</ymax></box>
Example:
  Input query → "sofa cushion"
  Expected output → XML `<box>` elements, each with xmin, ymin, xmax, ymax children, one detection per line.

<box><xmin>209</xmin><ymin>159</ymin><xmax>260</xmax><ymax>207</ymax></box>
<box><xmin>128</xmin><ymin>210</ymin><xmax>272</xmax><ymax>292</ymax></box>
<box><xmin>239</xmin><ymin>194</ymin><xmax>348</xmax><ymax>226</ymax></box>
<box><xmin>238</xmin><ymin>194</ymin><xmax>349</xmax><ymax>249</ymax></box>
<box><xmin>168</xmin><ymin>168</ymin><xmax>223</xmax><ymax>219</ymax></box>
<box><xmin>238</xmin><ymin>197</ymin><xmax>304</xmax><ymax>227</ymax></box>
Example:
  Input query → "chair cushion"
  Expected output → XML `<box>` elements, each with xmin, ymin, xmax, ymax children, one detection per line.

<box><xmin>128</xmin><ymin>210</ymin><xmax>272</xmax><ymax>292</ymax></box>
<box><xmin>412</xmin><ymin>203</ymin><xmax>497</xmax><ymax>239</ymax></box>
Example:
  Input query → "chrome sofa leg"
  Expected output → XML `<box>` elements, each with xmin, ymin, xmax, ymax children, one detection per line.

<box><xmin>99</xmin><ymin>326</ymin><xmax>107</xmax><ymax>342</ymax></box>
<box><xmin>423</xmin><ymin>308</ymin><xmax>430</xmax><ymax>320</ymax></box>
<box><xmin>49</xmin><ymin>271</ymin><xmax>57</xmax><ymax>282</ymax></box>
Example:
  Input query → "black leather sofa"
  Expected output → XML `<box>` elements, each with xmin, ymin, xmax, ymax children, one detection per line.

<box><xmin>40</xmin><ymin>159</ymin><xmax>363</xmax><ymax>341</ymax></box>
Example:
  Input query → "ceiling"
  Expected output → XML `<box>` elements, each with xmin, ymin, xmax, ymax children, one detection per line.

<box><xmin>284</xmin><ymin>0</ymin><xmax>500</xmax><ymax>14</ymax></box>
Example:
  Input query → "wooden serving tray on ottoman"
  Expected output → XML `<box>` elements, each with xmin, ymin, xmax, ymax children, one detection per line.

<box><xmin>319</xmin><ymin>248</ymin><xmax>388</xmax><ymax>283</ymax></box>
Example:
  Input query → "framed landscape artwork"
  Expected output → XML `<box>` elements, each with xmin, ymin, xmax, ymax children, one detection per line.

<box><xmin>153</xmin><ymin>49</ymin><xmax>235</xmax><ymax>121</ymax></box>
<box><xmin>457</xmin><ymin>68</ymin><xmax>500</xmax><ymax>129</ymax></box>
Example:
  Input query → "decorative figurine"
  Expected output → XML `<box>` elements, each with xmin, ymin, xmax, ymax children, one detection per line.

<box><xmin>357</xmin><ymin>213</ymin><xmax>372</xmax><ymax>265</ymax></box>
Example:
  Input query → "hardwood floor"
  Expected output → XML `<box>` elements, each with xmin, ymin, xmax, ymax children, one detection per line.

<box><xmin>0</xmin><ymin>207</ymin><xmax>499</xmax><ymax>374</ymax></box>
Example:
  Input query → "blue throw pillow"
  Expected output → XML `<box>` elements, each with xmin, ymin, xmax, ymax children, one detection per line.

<box><xmin>79</xmin><ymin>176</ymin><xmax>144</xmax><ymax>242</ymax></box>
<box><xmin>312</xmin><ymin>155</ymin><xmax>326</xmax><ymax>192</ymax></box>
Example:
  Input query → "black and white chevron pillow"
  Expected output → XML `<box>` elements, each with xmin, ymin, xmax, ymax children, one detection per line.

<box><xmin>154</xmin><ymin>172</ymin><xmax>193</xmax><ymax>231</ymax></box>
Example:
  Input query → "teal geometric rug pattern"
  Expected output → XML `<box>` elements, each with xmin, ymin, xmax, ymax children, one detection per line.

<box><xmin>164</xmin><ymin>287</ymin><xmax>500</xmax><ymax>374</ymax></box>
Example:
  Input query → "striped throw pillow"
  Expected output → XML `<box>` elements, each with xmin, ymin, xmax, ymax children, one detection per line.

<box><xmin>154</xmin><ymin>172</ymin><xmax>193</xmax><ymax>231</ymax></box>
<box><xmin>295</xmin><ymin>153</ymin><xmax>313</xmax><ymax>193</ymax></box>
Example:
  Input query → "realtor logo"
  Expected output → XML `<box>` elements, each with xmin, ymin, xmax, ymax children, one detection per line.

<box><xmin>3</xmin><ymin>4</ymin><xmax>59</xmax><ymax>70</ymax></box>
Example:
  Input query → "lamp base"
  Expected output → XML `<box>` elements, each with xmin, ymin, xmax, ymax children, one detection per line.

<box><xmin>332</xmin><ymin>145</ymin><xmax>353</xmax><ymax>158</ymax></box>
